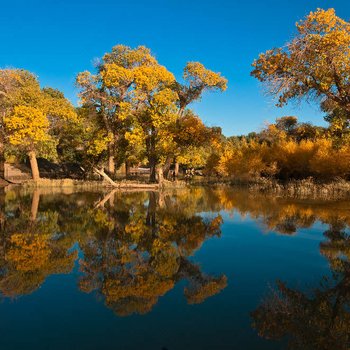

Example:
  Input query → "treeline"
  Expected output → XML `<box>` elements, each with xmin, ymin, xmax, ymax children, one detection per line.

<box><xmin>1</xmin><ymin>8</ymin><xmax>350</xmax><ymax>183</ymax></box>
<box><xmin>0</xmin><ymin>46</ymin><xmax>227</xmax><ymax>182</ymax></box>
<box><xmin>208</xmin><ymin>8</ymin><xmax>350</xmax><ymax>182</ymax></box>
<box><xmin>209</xmin><ymin>116</ymin><xmax>350</xmax><ymax>181</ymax></box>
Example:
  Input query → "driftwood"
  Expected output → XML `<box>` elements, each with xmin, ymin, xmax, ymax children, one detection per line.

<box><xmin>93</xmin><ymin>167</ymin><xmax>159</xmax><ymax>189</ymax></box>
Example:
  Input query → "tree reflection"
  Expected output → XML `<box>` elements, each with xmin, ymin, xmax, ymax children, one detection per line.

<box><xmin>78</xmin><ymin>190</ymin><xmax>226</xmax><ymax>316</ymax></box>
<box><xmin>251</xmin><ymin>220</ymin><xmax>350</xmax><ymax>349</ymax></box>
<box><xmin>2</xmin><ymin>186</ymin><xmax>350</xmax><ymax>323</ymax></box>
<box><xmin>0</xmin><ymin>188</ymin><xmax>227</xmax><ymax>314</ymax></box>
<box><xmin>0</xmin><ymin>189</ymin><xmax>77</xmax><ymax>297</ymax></box>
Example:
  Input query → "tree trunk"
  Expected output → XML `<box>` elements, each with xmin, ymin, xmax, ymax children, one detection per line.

<box><xmin>149</xmin><ymin>156</ymin><xmax>157</xmax><ymax>183</ymax></box>
<box><xmin>93</xmin><ymin>167</ymin><xmax>117</xmax><ymax>186</ymax></box>
<box><xmin>108</xmin><ymin>155</ymin><xmax>115</xmax><ymax>174</ymax></box>
<box><xmin>28</xmin><ymin>150</ymin><xmax>40</xmax><ymax>181</ymax></box>
<box><xmin>147</xmin><ymin>130</ymin><xmax>158</xmax><ymax>183</ymax></box>
<box><xmin>163</xmin><ymin>156</ymin><xmax>173</xmax><ymax>179</ymax></box>
<box><xmin>107</xmin><ymin>139</ymin><xmax>116</xmax><ymax>175</ymax></box>
<box><xmin>157</xmin><ymin>166</ymin><xmax>164</xmax><ymax>185</ymax></box>
<box><xmin>174</xmin><ymin>161</ymin><xmax>179</xmax><ymax>178</ymax></box>
<box><xmin>0</xmin><ymin>141</ymin><xmax>4</xmax><ymax>179</ymax></box>
<box><xmin>0</xmin><ymin>188</ymin><xmax>4</xmax><ymax>231</ymax></box>
<box><xmin>108</xmin><ymin>154</ymin><xmax>115</xmax><ymax>175</ymax></box>
<box><xmin>125</xmin><ymin>161</ymin><xmax>130</xmax><ymax>178</ymax></box>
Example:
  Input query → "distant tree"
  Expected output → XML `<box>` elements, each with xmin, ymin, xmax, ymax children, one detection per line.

<box><xmin>275</xmin><ymin>116</ymin><xmax>298</xmax><ymax>134</ymax></box>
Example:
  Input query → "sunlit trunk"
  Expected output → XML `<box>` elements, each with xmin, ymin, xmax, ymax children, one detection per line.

<box><xmin>28</xmin><ymin>150</ymin><xmax>40</xmax><ymax>181</ymax></box>
<box><xmin>108</xmin><ymin>155</ymin><xmax>115</xmax><ymax>174</ymax></box>
<box><xmin>158</xmin><ymin>190</ymin><xmax>165</xmax><ymax>208</ymax></box>
<box><xmin>107</xmin><ymin>138</ymin><xmax>116</xmax><ymax>175</ymax></box>
<box><xmin>174</xmin><ymin>161</ymin><xmax>179</xmax><ymax>178</ymax></box>
<box><xmin>157</xmin><ymin>166</ymin><xmax>164</xmax><ymax>185</ymax></box>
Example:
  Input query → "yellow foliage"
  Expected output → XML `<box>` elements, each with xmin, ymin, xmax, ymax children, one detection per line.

<box><xmin>86</xmin><ymin>131</ymin><xmax>113</xmax><ymax>156</ymax></box>
<box><xmin>4</xmin><ymin>105</ymin><xmax>51</xmax><ymax>149</ymax></box>
<box><xmin>252</xmin><ymin>8</ymin><xmax>350</xmax><ymax>112</ymax></box>
<box><xmin>216</xmin><ymin>136</ymin><xmax>350</xmax><ymax>181</ymax></box>
<box><xmin>184</xmin><ymin>62</ymin><xmax>227</xmax><ymax>91</ymax></box>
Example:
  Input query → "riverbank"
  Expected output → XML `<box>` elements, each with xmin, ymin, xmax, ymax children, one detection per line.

<box><xmin>192</xmin><ymin>177</ymin><xmax>350</xmax><ymax>199</ymax></box>
<box><xmin>3</xmin><ymin>177</ymin><xmax>350</xmax><ymax>199</ymax></box>
<box><xmin>2</xmin><ymin>178</ymin><xmax>189</xmax><ymax>192</ymax></box>
<box><xmin>15</xmin><ymin>178</ymin><xmax>160</xmax><ymax>190</ymax></box>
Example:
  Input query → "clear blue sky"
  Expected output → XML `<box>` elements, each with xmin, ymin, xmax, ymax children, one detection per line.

<box><xmin>1</xmin><ymin>0</ymin><xmax>349</xmax><ymax>135</ymax></box>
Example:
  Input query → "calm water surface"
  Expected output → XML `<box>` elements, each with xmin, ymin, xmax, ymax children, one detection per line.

<box><xmin>0</xmin><ymin>187</ymin><xmax>349</xmax><ymax>349</ymax></box>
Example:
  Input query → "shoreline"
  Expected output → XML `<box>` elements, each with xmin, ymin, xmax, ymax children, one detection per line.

<box><xmin>3</xmin><ymin>177</ymin><xmax>350</xmax><ymax>199</ymax></box>
<box><xmin>6</xmin><ymin>178</ymin><xmax>160</xmax><ymax>190</ymax></box>
<box><xmin>192</xmin><ymin>177</ymin><xmax>350</xmax><ymax>199</ymax></box>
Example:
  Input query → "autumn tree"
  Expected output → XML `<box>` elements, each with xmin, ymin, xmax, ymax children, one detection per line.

<box><xmin>175</xmin><ymin>62</ymin><xmax>228</xmax><ymax>117</ymax></box>
<box><xmin>252</xmin><ymin>8</ymin><xmax>350</xmax><ymax>118</ymax></box>
<box><xmin>162</xmin><ymin>62</ymin><xmax>227</xmax><ymax>177</ymax></box>
<box><xmin>1</xmin><ymin>69</ymin><xmax>76</xmax><ymax>180</ymax></box>
<box><xmin>4</xmin><ymin>106</ymin><xmax>52</xmax><ymax>180</ymax></box>
<box><xmin>76</xmin><ymin>45</ymin><xmax>163</xmax><ymax>175</ymax></box>
<box><xmin>0</xmin><ymin>69</ymin><xmax>41</xmax><ymax>178</ymax></box>
<box><xmin>102</xmin><ymin>49</ymin><xmax>176</xmax><ymax>182</ymax></box>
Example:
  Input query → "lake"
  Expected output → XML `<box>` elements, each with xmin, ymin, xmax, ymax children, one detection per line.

<box><xmin>0</xmin><ymin>186</ymin><xmax>349</xmax><ymax>350</ymax></box>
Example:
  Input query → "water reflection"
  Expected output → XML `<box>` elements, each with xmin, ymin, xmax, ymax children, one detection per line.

<box><xmin>1</xmin><ymin>186</ymin><xmax>350</xmax><ymax>348</ymax></box>
<box><xmin>77</xmin><ymin>190</ymin><xmax>226</xmax><ymax>316</ymax></box>
<box><xmin>251</xmin><ymin>220</ymin><xmax>350</xmax><ymax>349</ymax></box>
<box><xmin>0</xmin><ymin>188</ymin><xmax>227</xmax><ymax>315</ymax></box>
<box><xmin>0</xmin><ymin>189</ymin><xmax>77</xmax><ymax>297</ymax></box>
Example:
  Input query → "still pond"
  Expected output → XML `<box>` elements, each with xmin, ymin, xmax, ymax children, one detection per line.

<box><xmin>0</xmin><ymin>187</ymin><xmax>348</xmax><ymax>349</ymax></box>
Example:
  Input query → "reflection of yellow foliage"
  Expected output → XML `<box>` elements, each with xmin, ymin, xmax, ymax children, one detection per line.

<box><xmin>185</xmin><ymin>276</ymin><xmax>227</xmax><ymax>304</ymax></box>
<box><xmin>104</xmin><ymin>274</ymin><xmax>174</xmax><ymax>300</ymax></box>
<box><xmin>6</xmin><ymin>233</ymin><xmax>50</xmax><ymax>272</ymax></box>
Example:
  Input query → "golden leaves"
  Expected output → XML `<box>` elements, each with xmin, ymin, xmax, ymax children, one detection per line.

<box><xmin>101</xmin><ymin>64</ymin><xmax>134</xmax><ymax>88</ymax></box>
<box><xmin>4</xmin><ymin>105</ymin><xmax>51</xmax><ymax>148</ymax></box>
<box><xmin>252</xmin><ymin>8</ymin><xmax>350</xmax><ymax>111</ymax></box>
<box><xmin>296</xmin><ymin>8</ymin><xmax>350</xmax><ymax>35</ymax></box>
<box><xmin>184</xmin><ymin>62</ymin><xmax>227</xmax><ymax>91</ymax></box>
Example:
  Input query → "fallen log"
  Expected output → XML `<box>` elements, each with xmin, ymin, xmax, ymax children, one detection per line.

<box><xmin>93</xmin><ymin>167</ymin><xmax>159</xmax><ymax>189</ymax></box>
<box><xmin>93</xmin><ymin>167</ymin><xmax>117</xmax><ymax>186</ymax></box>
